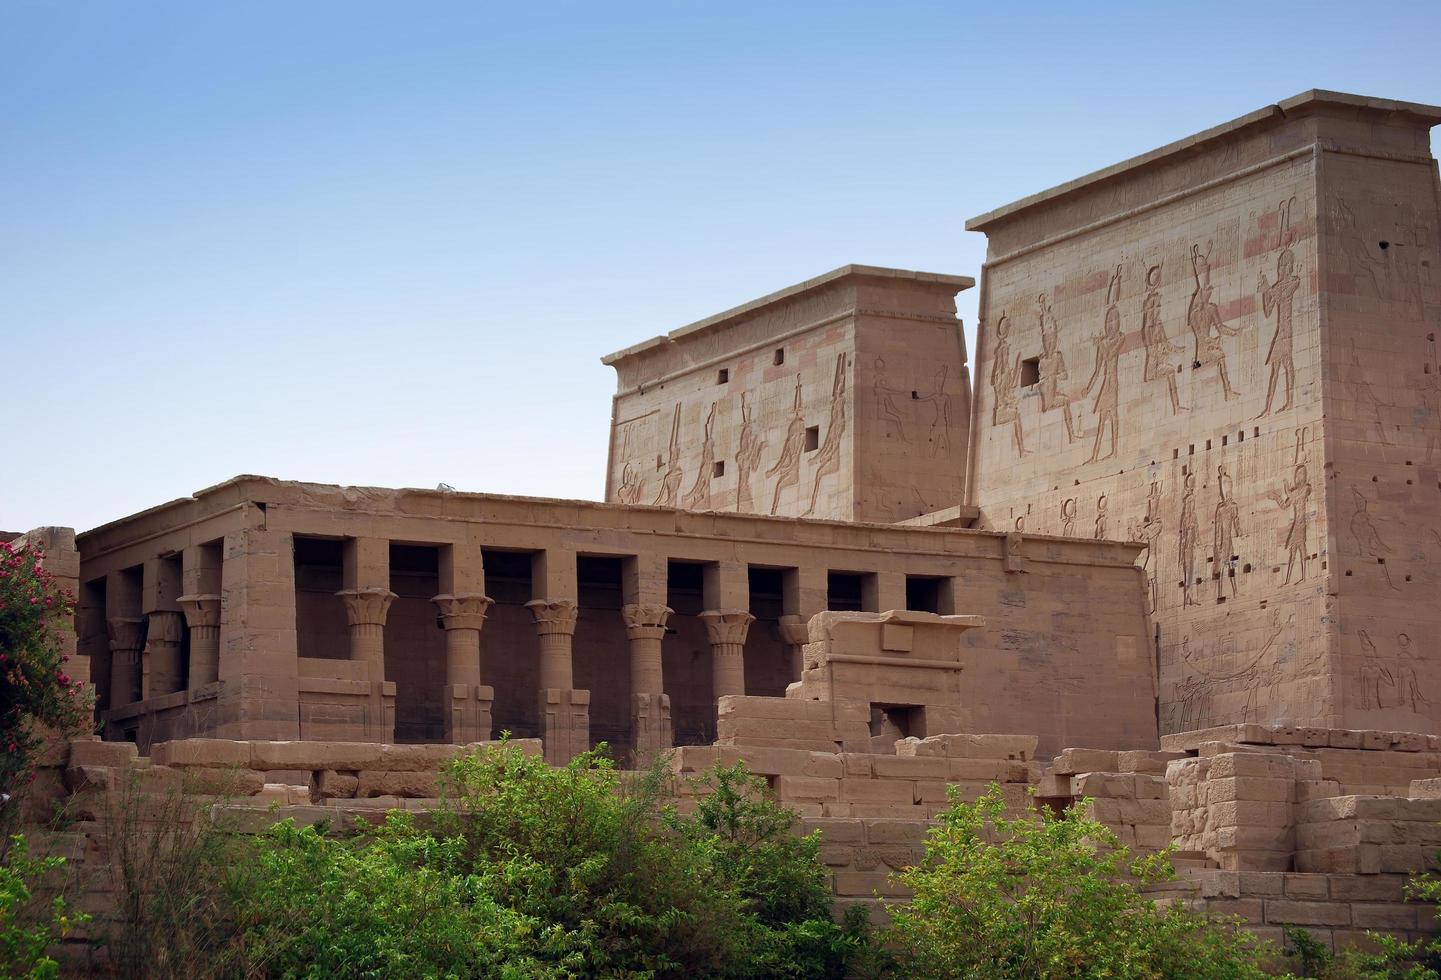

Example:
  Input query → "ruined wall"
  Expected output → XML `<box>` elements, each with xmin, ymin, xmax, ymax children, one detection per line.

<box><xmin>967</xmin><ymin>93</ymin><xmax>1441</xmax><ymax>735</ymax></box>
<box><xmin>603</xmin><ymin>266</ymin><xmax>971</xmax><ymax>523</ymax></box>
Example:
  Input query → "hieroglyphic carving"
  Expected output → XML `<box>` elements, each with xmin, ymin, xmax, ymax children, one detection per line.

<box><xmin>1212</xmin><ymin>463</ymin><xmax>1243</xmax><ymax>599</ymax></box>
<box><xmin>873</xmin><ymin>357</ymin><xmax>909</xmax><ymax>442</ymax></box>
<box><xmin>1128</xmin><ymin>479</ymin><xmax>1164</xmax><ymax>612</ymax></box>
<box><xmin>1093</xmin><ymin>494</ymin><xmax>1108</xmax><ymax>539</ymax></box>
<box><xmin>681</xmin><ymin>402</ymin><xmax>718</xmax><ymax>510</ymax></box>
<box><xmin>1349</xmin><ymin>487</ymin><xmax>1400</xmax><ymax>591</ymax></box>
<box><xmin>767</xmin><ymin>376</ymin><xmax>806</xmax><ymax>515</ymax></box>
<box><xmin>1060</xmin><ymin>498</ymin><xmax>1076</xmax><ymax>536</ymax></box>
<box><xmin>1178</xmin><ymin>472</ymin><xmax>1200</xmax><ymax>607</ymax></box>
<box><xmin>1257</xmin><ymin>198</ymin><xmax>1300</xmax><ymax>417</ymax></box>
<box><xmin>1036</xmin><ymin>294</ymin><xmax>1081</xmax><ymax>442</ymax></box>
<box><xmin>1083</xmin><ymin>266</ymin><xmax>1124</xmax><ymax>463</ymax></box>
<box><xmin>652</xmin><ymin>404</ymin><xmax>684</xmax><ymax>507</ymax></box>
<box><xmin>990</xmin><ymin>312</ymin><xmax>1026</xmax><ymax>455</ymax></box>
<box><xmin>734</xmin><ymin>392</ymin><xmax>766</xmax><ymax>513</ymax></box>
<box><xmin>1356</xmin><ymin>629</ymin><xmax>1428</xmax><ymax>712</ymax></box>
<box><xmin>1141</xmin><ymin>261</ymin><xmax>1186</xmax><ymax>414</ymax></box>
<box><xmin>804</xmin><ymin>352</ymin><xmax>848</xmax><ymax>516</ymax></box>
<box><xmin>1187</xmin><ymin>242</ymin><xmax>1242</xmax><ymax>400</ymax></box>
<box><xmin>918</xmin><ymin>364</ymin><xmax>952</xmax><ymax>456</ymax></box>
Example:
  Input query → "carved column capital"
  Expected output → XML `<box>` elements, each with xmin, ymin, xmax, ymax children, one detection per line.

<box><xmin>177</xmin><ymin>594</ymin><xmax>222</xmax><ymax>629</ymax></box>
<box><xmin>432</xmin><ymin>593</ymin><xmax>494</xmax><ymax>631</ymax></box>
<box><xmin>106</xmin><ymin>617</ymin><xmax>147</xmax><ymax>652</ymax></box>
<box><xmin>777</xmin><ymin>613</ymin><xmax>810</xmax><ymax>646</ymax></box>
<box><xmin>699</xmin><ymin>609</ymin><xmax>755</xmax><ymax>646</ymax></box>
<box><xmin>621</xmin><ymin>603</ymin><xmax>672</xmax><ymax>640</ymax></box>
<box><xmin>145</xmin><ymin>610</ymin><xmax>185</xmax><ymax>644</ymax></box>
<box><xmin>526</xmin><ymin>598</ymin><xmax>579</xmax><ymax>637</ymax></box>
<box><xmin>336</xmin><ymin>587</ymin><xmax>397</xmax><ymax>628</ymax></box>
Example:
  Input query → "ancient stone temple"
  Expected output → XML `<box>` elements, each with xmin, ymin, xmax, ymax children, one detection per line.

<box><xmin>13</xmin><ymin>90</ymin><xmax>1441</xmax><ymax>954</ymax></box>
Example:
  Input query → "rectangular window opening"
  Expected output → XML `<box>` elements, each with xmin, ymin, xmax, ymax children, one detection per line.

<box><xmin>804</xmin><ymin>426</ymin><xmax>820</xmax><ymax>451</ymax></box>
<box><xmin>717</xmin><ymin>368</ymin><xmax>729</xmax><ymax>384</ymax></box>
<box><xmin>1020</xmin><ymin>357</ymin><xmax>1040</xmax><ymax>387</ymax></box>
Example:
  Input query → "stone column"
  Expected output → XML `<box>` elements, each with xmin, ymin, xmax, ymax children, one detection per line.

<box><xmin>176</xmin><ymin>594</ymin><xmax>222</xmax><ymax>687</ymax></box>
<box><xmin>526</xmin><ymin>599</ymin><xmax>578</xmax><ymax>691</ymax></box>
<box><xmin>106</xmin><ymin>617</ymin><xmax>147</xmax><ymax>708</ymax></box>
<box><xmin>700</xmin><ymin>609</ymin><xmax>755</xmax><ymax>700</ymax></box>
<box><xmin>215</xmin><ymin>521</ymin><xmax>300</xmax><ymax>741</ymax></box>
<box><xmin>863</xmin><ymin>570</ymin><xmax>906</xmax><ymax>614</ymax></box>
<box><xmin>782</xmin><ymin>565</ymin><xmax>827</xmax><ymax>683</ymax></box>
<box><xmin>337</xmin><ymin>587</ymin><xmax>396</xmax><ymax>681</ymax></box>
<box><xmin>144</xmin><ymin>610</ymin><xmax>186</xmax><ymax>698</ymax></box>
<box><xmin>433</xmin><ymin>592</ymin><xmax>495</xmax><ymax>743</ymax></box>
<box><xmin>337</xmin><ymin>586</ymin><xmax>396</xmax><ymax>743</ymax></box>
<box><xmin>622</xmin><ymin>603</ymin><xmax>672</xmax><ymax>758</ymax></box>
<box><xmin>529</xmin><ymin>548</ymin><xmax>587</xmax><ymax>764</ymax></box>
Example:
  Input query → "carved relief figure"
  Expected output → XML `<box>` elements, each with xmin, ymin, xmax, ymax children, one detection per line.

<box><xmin>1188</xmin><ymin>242</ymin><xmax>1242</xmax><ymax>401</ymax></box>
<box><xmin>1140</xmin><ymin>262</ymin><xmax>1186</xmax><ymax>414</ymax></box>
<box><xmin>734</xmin><ymin>392</ymin><xmax>766</xmax><ymax>513</ymax></box>
<box><xmin>1257</xmin><ymin>199</ymin><xmax>1301</xmax><ymax>417</ymax></box>
<box><xmin>1346</xmin><ymin>337</ymin><xmax>1391</xmax><ymax>444</ymax></box>
<box><xmin>1175</xmin><ymin>636</ymin><xmax>1214</xmax><ymax>732</ymax></box>
<box><xmin>767</xmin><ymin>376</ymin><xmax>806</xmax><ymax>515</ymax></box>
<box><xmin>1425</xmin><ymin>332</ymin><xmax>1441</xmax><ymax>463</ymax></box>
<box><xmin>1396</xmin><ymin>633</ymin><xmax>1428</xmax><ymax>711</ymax></box>
<box><xmin>652</xmin><ymin>404</ymin><xmax>684</xmax><ymax>507</ymax></box>
<box><xmin>873</xmin><ymin>357</ymin><xmax>909</xmax><ymax>442</ymax></box>
<box><xmin>990</xmin><ymin>313</ymin><xmax>1026</xmax><ymax>455</ymax></box>
<box><xmin>1212</xmin><ymin>463</ymin><xmax>1242</xmax><ymax>599</ymax></box>
<box><xmin>1060</xmin><ymin>497</ymin><xmax>1077</xmax><ymax>537</ymax></box>
<box><xmin>1269</xmin><ymin>463</ymin><xmax>1312</xmax><ymax>584</ymax></box>
<box><xmin>1349</xmin><ymin>487</ymin><xmax>1400</xmax><ymax>591</ymax></box>
<box><xmin>1036</xmin><ymin>295</ymin><xmax>1081</xmax><ymax>442</ymax></box>
<box><xmin>804</xmin><ymin>352</ymin><xmax>849</xmax><ymax>516</ymax></box>
<box><xmin>615</xmin><ymin>422</ymin><xmax>644</xmax><ymax>505</ymax></box>
<box><xmin>1093</xmin><ymin>494</ymin><xmax>1108</xmax><ymax>539</ymax></box>
<box><xmin>1242</xmin><ymin>611</ymin><xmax>1293</xmax><ymax>723</ymax></box>
<box><xmin>1178</xmin><ymin>471</ymin><xmax>1200</xmax><ymax>607</ymax></box>
<box><xmin>1129</xmin><ymin>479</ymin><xmax>1164</xmax><ymax>612</ymax></box>
<box><xmin>1358</xmin><ymin>628</ymin><xmax>1395</xmax><ymax>711</ymax></box>
<box><xmin>917</xmin><ymin>364</ymin><xmax>952</xmax><ymax>456</ymax></box>
<box><xmin>1083</xmin><ymin>266</ymin><xmax>1125</xmax><ymax>463</ymax></box>
<box><xmin>681</xmin><ymin>402</ymin><xmax>718</xmax><ymax>510</ymax></box>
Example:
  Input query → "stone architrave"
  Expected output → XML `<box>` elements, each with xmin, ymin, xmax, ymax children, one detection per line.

<box><xmin>336</xmin><ymin>587</ymin><xmax>397</xmax><ymax>741</ymax></box>
<box><xmin>176</xmin><ymin>593</ymin><xmax>222</xmax><ymax>689</ymax></box>
<box><xmin>144</xmin><ymin>610</ymin><xmax>186</xmax><ymax>698</ymax></box>
<box><xmin>525</xmin><ymin>598</ymin><xmax>579</xmax><ymax>691</ymax></box>
<box><xmin>432</xmin><ymin>592</ymin><xmax>495</xmax><ymax>743</ymax></box>
<box><xmin>699</xmin><ymin>609</ymin><xmax>755</xmax><ymax>701</ymax></box>
<box><xmin>106</xmin><ymin>617</ymin><xmax>147</xmax><ymax>709</ymax></box>
<box><xmin>622</xmin><ymin>603</ymin><xmax>673</xmax><ymax>758</ymax></box>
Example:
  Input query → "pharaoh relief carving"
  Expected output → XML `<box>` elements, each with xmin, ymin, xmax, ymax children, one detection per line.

<box><xmin>804</xmin><ymin>352</ymin><xmax>848</xmax><ymax>517</ymax></box>
<box><xmin>681</xmin><ymin>402</ymin><xmax>718</xmax><ymax>510</ymax></box>
<box><xmin>1036</xmin><ymin>295</ymin><xmax>1082</xmax><ymax>443</ymax></box>
<box><xmin>1212</xmin><ymin>463</ymin><xmax>1243</xmax><ymax>600</ymax></box>
<box><xmin>1268</xmin><ymin>429</ymin><xmax>1313</xmax><ymax>585</ymax></box>
<box><xmin>652</xmin><ymin>404</ymin><xmax>684</xmax><ymax>508</ymax></box>
<box><xmin>873</xmin><ymin>357</ymin><xmax>909</xmax><ymax>443</ymax></box>
<box><xmin>1128</xmin><ymin>479</ymin><xmax>1164</xmax><ymax>613</ymax></box>
<box><xmin>767</xmin><ymin>376</ymin><xmax>806</xmax><ymax>515</ymax></box>
<box><xmin>1256</xmin><ymin>198</ymin><xmax>1301</xmax><ymax>418</ymax></box>
<box><xmin>990</xmin><ymin>312</ymin><xmax>1026</xmax><ymax>456</ymax></box>
<box><xmin>1349</xmin><ymin>487</ymin><xmax>1400</xmax><ymax>591</ymax></box>
<box><xmin>1331</xmin><ymin>195</ymin><xmax>1426</xmax><ymax>316</ymax></box>
<box><xmin>1240</xmin><ymin>610</ymin><xmax>1295</xmax><ymax>723</ymax></box>
<box><xmin>1178</xmin><ymin>471</ymin><xmax>1201</xmax><ymax>607</ymax></box>
<box><xmin>734</xmin><ymin>392</ymin><xmax>766</xmax><ymax>513</ymax></box>
<box><xmin>1187</xmin><ymin>242</ymin><xmax>1242</xmax><ymax>401</ymax></box>
<box><xmin>1082</xmin><ymin>266</ymin><xmax>1125</xmax><ymax>464</ymax></box>
<box><xmin>919</xmin><ymin>364</ymin><xmax>952</xmax><ymax>457</ymax></box>
<box><xmin>1141</xmin><ymin>261</ymin><xmax>1187</xmax><ymax>415</ymax></box>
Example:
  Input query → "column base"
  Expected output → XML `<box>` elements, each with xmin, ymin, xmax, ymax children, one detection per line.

<box><xmin>539</xmin><ymin>688</ymin><xmax>590</xmax><ymax>765</ymax></box>
<box><xmin>629</xmin><ymin>692</ymin><xmax>672</xmax><ymax>766</ymax></box>
<box><xmin>445</xmin><ymin>683</ymin><xmax>495</xmax><ymax>744</ymax></box>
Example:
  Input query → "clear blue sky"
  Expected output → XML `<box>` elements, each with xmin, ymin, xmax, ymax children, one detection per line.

<box><xmin>3</xmin><ymin>1</ymin><xmax>1438</xmax><ymax>533</ymax></box>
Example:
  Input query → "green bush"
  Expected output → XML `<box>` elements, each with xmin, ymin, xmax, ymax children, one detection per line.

<box><xmin>223</xmin><ymin>744</ymin><xmax>864</xmax><ymax>979</ymax></box>
<box><xmin>886</xmin><ymin>785</ymin><xmax>1274</xmax><ymax>979</ymax></box>
<box><xmin>0</xmin><ymin>834</ymin><xmax>86</xmax><ymax>980</ymax></box>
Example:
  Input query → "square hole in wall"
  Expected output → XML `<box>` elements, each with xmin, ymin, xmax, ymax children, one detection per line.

<box><xmin>1020</xmin><ymin>357</ymin><xmax>1040</xmax><ymax>387</ymax></box>
<box><xmin>713</xmin><ymin>460</ymin><xmax>725</xmax><ymax>478</ymax></box>
<box><xmin>804</xmin><ymin>426</ymin><xmax>820</xmax><ymax>451</ymax></box>
<box><xmin>717</xmin><ymin>368</ymin><xmax>729</xmax><ymax>384</ymax></box>
<box><xmin>773</xmin><ymin>348</ymin><xmax>785</xmax><ymax>366</ymax></box>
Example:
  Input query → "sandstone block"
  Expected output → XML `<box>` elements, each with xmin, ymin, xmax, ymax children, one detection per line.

<box><xmin>775</xmin><ymin>776</ymin><xmax>840</xmax><ymax>802</ymax></box>
<box><xmin>802</xmin><ymin>818</ymin><xmax>864</xmax><ymax>843</ymax></box>
<box><xmin>355</xmin><ymin>771</ymin><xmax>440</xmax><ymax>799</ymax></box>
<box><xmin>1283</xmin><ymin>874</ymin><xmax>1331</xmax><ymax>900</ymax></box>
<box><xmin>69</xmin><ymin>741</ymin><xmax>137</xmax><ymax>768</ymax></box>
<box><xmin>150</xmin><ymin>739</ymin><xmax>252</xmax><ymax>768</ymax></box>
<box><xmin>864</xmin><ymin>820</ymin><xmax>929</xmax><ymax>844</ymax></box>
<box><xmin>1350</xmin><ymin>904</ymin><xmax>1421</xmax><ymax>930</ymax></box>
<box><xmin>1264</xmin><ymin>899</ymin><xmax>1352</xmax><ymax>927</ymax></box>
<box><xmin>1052</xmin><ymin>748</ymin><xmax>1119</xmax><ymax>775</ymax></box>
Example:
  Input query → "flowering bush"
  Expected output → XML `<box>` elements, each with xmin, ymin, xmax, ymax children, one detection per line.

<box><xmin>0</xmin><ymin>540</ymin><xmax>90</xmax><ymax>808</ymax></box>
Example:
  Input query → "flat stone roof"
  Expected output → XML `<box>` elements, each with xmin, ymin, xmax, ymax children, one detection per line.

<box><xmin>965</xmin><ymin>90</ymin><xmax>1441</xmax><ymax>232</ymax></box>
<box><xmin>601</xmin><ymin>264</ymin><xmax>974</xmax><ymax>367</ymax></box>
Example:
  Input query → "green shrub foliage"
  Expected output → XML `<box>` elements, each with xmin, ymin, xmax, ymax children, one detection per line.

<box><xmin>225</xmin><ymin>745</ymin><xmax>864</xmax><ymax>978</ymax></box>
<box><xmin>0</xmin><ymin>834</ymin><xmax>85</xmax><ymax>980</ymax></box>
<box><xmin>886</xmin><ymin>785</ymin><xmax>1274</xmax><ymax>980</ymax></box>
